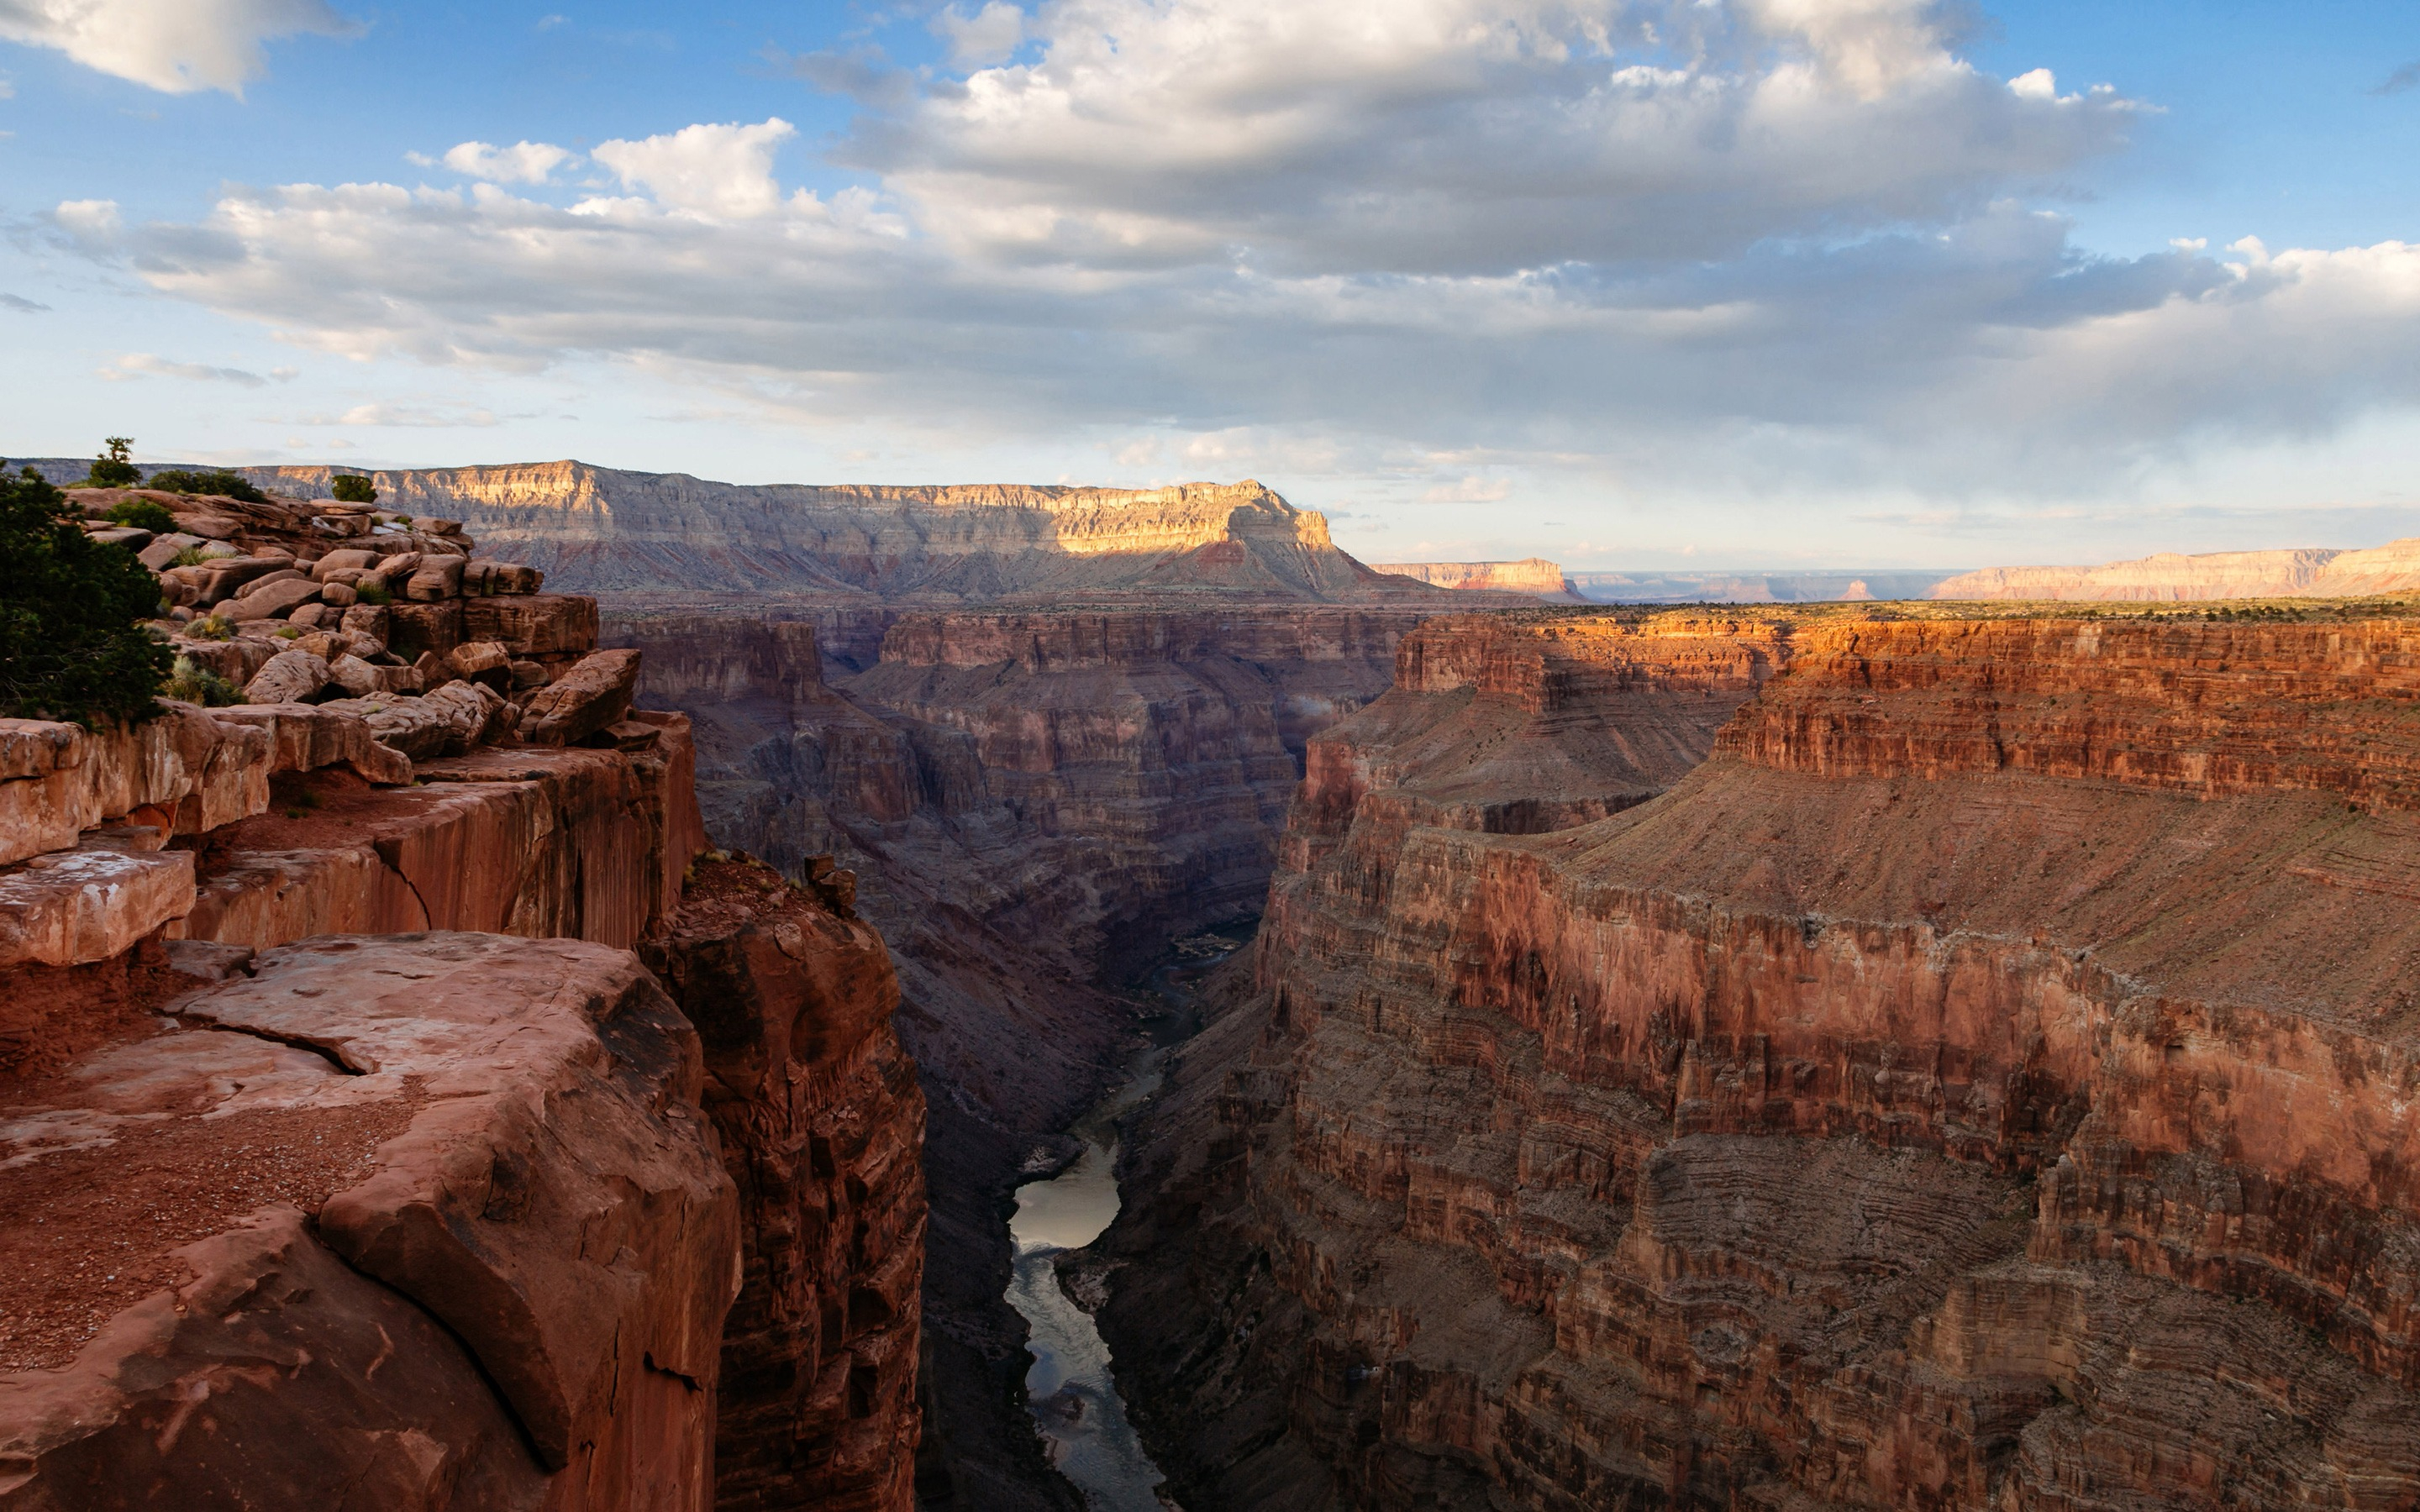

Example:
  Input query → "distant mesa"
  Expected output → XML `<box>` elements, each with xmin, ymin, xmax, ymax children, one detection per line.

<box><xmin>205</xmin><ymin>461</ymin><xmax>1481</xmax><ymax>607</ymax></box>
<box><xmin>1929</xmin><ymin>538</ymin><xmax>2420</xmax><ymax>601</ymax></box>
<box><xmin>1570</xmin><ymin>570</ymin><xmax>1963</xmax><ymax>604</ymax></box>
<box><xmin>1370</xmin><ymin>558</ymin><xmax>1581</xmax><ymax>600</ymax></box>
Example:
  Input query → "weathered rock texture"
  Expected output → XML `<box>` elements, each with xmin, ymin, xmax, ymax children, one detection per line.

<box><xmin>1933</xmin><ymin>537</ymin><xmax>2420</xmax><ymax>601</ymax></box>
<box><xmin>608</xmin><ymin>604</ymin><xmax>1431</xmax><ymax>1509</ymax></box>
<box><xmin>1098</xmin><ymin>611</ymin><xmax>2420</xmax><ymax>1510</ymax></box>
<box><xmin>0</xmin><ymin>932</ymin><xmax>740</xmax><ymax>1510</ymax></box>
<box><xmin>644</xmin><ymin>858</ymin><xmax>927</xmax><ymax>1512</ymax></box>
<box><xmin>239</xmin><ymin>464</ymin><xmax>1456</xmax><ymax>606</ymax></box>
<box><xmin>1370</xmin><ymin>559</ymin><xmax>1580</xmax><ymax>600</ymax></box>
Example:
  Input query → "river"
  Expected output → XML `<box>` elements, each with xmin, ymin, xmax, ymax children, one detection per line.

<box><xmin>1005</xmin><ymin>935</ymin><xmax>1236</xmax><ymax>1511</ymax></box>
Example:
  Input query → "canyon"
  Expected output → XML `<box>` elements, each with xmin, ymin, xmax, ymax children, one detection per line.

<box><xmin>1370</xmin><ymin>561</ymin><xmax>1581</xmax><ymax>601</ymax></box>
<box><xmin>1094</xmin><ymin>603</ymin><xmax>2420</xmax><ymax>1509</ymax></box>
<box><xmin>1931</xmin><ymin>538</ymin><xmax>2420</xmax><ymax>601</ymax></box>
<box><xmin>16</xmin><ymin>456</ymin><xmax>2420</xmax><ymax>1512</ymax></box>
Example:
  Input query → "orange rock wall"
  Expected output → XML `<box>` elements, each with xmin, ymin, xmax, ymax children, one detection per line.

<box><xmin>1100</xmin><ymin>613</ymin><xmax>2420</xmax><ymax>1510</ymax></box>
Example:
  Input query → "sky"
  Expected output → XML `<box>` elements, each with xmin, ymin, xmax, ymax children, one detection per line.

<box><xmin>1</xmin><ymin>0</ymin><xmax>2416</xmax><ymax>571</ymax></box>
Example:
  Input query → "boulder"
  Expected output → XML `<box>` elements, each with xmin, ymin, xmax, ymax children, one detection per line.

<box><xmin>240</xmin><ymin>649</ymin><xmax>331</xmax><ymax>705</ymax></box>
<box><xmin>208</xmin><ymin>703</ymin><xmax>413</xmax><ymax>785</ymax></box>
<box><xmin>287</xmin><ymin>603</ymin><xmax>331</xmax><ymax>629</ymax></box>
<box><xmin>192</xmin><ymin>557</ymin><xmax>287</xmax><ymax>606</ymax></box>
<box><xmin>448</xmin><ymin>640</ymin><xmax>512</xmax><ymax>685</ymax></box>
<box><xmin>0</xmin><ymin>846</ymin><xmax>197</xmax><ymax>967</ymax></box>
<box><xmin>510</xmin><ymin>659</ymin><xmax>549</xmax><ymax>690</ymax></box>
<box><xmin>339</xmin><ymin>603</ymin><xmax>390</xmax><ymax>643</ymax></box>
<box><xmin>171</xmin><ymin>512</ymin><xmax>239</xmax><ymax>540</ymax></box>
<box><xmin>322</xmin><ymin>681</ymin><xmax>504</xmax><ymax>760</ymax></box>
<box><xmin>519</xmin><ymin>650</ymin><xmax>639</xmax><ymax>747</ymax></box>
<box><xmin>388</xmin><ymin>601</ymin><xmax>464</xmax><ymax>659</ymax></box>
<box><xmin>311</xmin><ymin>548</ymin><xmax>381</xmax><ymax>580</ymax></box>
<box><xmin>136</xmin><ymin>535</ymin><xmax>197</xmax><ymax>570</ymax></box>
<box><xmin>465</xmin><ymin>595</ymin><xmax>597</xmax><ymax>658</ymax></box>
<box><xmin>406</xmin><ymin>557</ymin><xmax>464</xmax><ymax>601</ymax></box>
<box><xmin>224</xmin><ymin>578</ymin><xmax>322</xmax><ymax>623</ymax></box>
<box><xmin>168</xmin><ymin>636</ymin><xmax>276</xmax><ymax>689</ymax></box>
<box><xmin>326</xmin><ymin>654</ymin><xmax>381</xmax><ymax>697</ymax></box>
<box><xmin>318</xmin><ymin>580</ymin><xmax>358</xmax><ymax>608</ymax></box>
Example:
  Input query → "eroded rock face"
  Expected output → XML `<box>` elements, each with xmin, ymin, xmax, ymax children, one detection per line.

<box><xmin>1098</xmin><ymin>612</ymin><xmax>2420</xmax><ymax>1510</ymax></box>
<box><xmin>0</xmin><ymin>932</ymin><xmax>739</xmax><ymax>1510</ymax></box>
<box><xmin>644</xmin><ymin>858</ymin><xmax>926</xmax><ymax>1512</ymax></box>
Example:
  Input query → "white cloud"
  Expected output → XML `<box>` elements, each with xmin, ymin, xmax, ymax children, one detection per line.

<box><xmin>0</xmin><ymin>0</ymin><xmax>350</xmax><ymax>95</ymax></box>
<box><xmin>590</xmin><ymin>118</ymin><xmax>797</xmax><ymax>218</ymax></box>
<box><xmin>76</xmin><ymin>0</ymin><xmax>2420</xmax><ymax>518</ymax></box>
<box><xmin>933</xmin><ymin>2</ymin><xmax>1023</xmax><ymax>68</ymax></box>
<box><xmin>436</xmin><ymin>139</ymin><xmax>576</xmax><ymax>185</ymax></box>
<box><xmin>103</xmin><ymin>351</ymin><xmax>276</xmax><ymax>386</ymax></box>
<box><xmin>52</xmin><ymin>197</ymin><xmax>121</xmax><ymax>249</ymax></box>
<box><xmin>294</xmin><ymin>402</ymin><xmax>500</xmax><ymax>426</ymax></box>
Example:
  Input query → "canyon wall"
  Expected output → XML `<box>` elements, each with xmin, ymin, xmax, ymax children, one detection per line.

<box><xmin>1933</xmin><ymin>538</ymin><xmax>2420</xmax><ymax>601</ymax></box>
<box><xmin>231</xmin><ymin>463</ymin><xmax>1448</xmax><ymax>606</ymax></box>
<box><xmin>607</xmin><ymin>601</ymin><xmax>1428</xmax><ymax>1509</ymax></box>
<box><xmin>1</xmin><ymin>559</ymin><xmax>925</xmax><ymax>1505</ymax></box>
<box><xmin>1370</xmin><ymin>560</ymin><xmax>1579</xmax><ymax>600</ymax></box>
<box><xmin>1100</xmin><ymin>610</ymin><xmax>2420</xmax><ymax>1509</ymax></box>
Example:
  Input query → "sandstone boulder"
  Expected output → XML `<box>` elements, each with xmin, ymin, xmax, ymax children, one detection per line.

<box><xmin>169</xmin><ymin>635</ymin><xmax>276</xmax><ymax>688</ymax></box>
<box><xmin>466</xmin><ymin>595</ymin><xmax>597</xmax><ymax>659</ymax></box>
<box><xmin>311</xmin><ymin>548</ymin><xmax>381</xmax><ymax>580</ymax></box>
<box><xmin>449</xmin><ymin>639</ymin><xmax>512</xmax><ymax>685</ymax></box>
<box><xmin>0</xmin><ymin>707</ymin><xmax>271</xmax><ymax>864</ymax></box>
<box><xmin>208</xmin><ymin>703</ymin><xmax>413</xmax><ymax>785</ymax></box>
<box><xmin>406</xmin><ymin>557</ymin><xmax>464</xmax><ymax>601</ymax></box>
<box><xmin>326</xmin><ymin>653</ymin><xmax>382</xmax><ymax>697</ymax></box>
<box><xmin>520</xmin><ymin>650</ymin><xmax>639</xmax><ymax>747</ymax></box>
<box><xmin>339</xmin><ymin>603</ymin><xmax>390</xmax><ymax>643</ymax></box>
<box><xmin>134</xmin><ymin>534</ymin><xmax>198</xmax><ymax>571</ymax></box>
<box><xmin>318</xmin><ymin>580</ymin><xmax>358</xmax><ymax>608</ymax></box>
<box><xmin>224</xmin><ymin>577</ymin><xmax>322</xmax><ymax>622</ymax></box>
<box><xmin>0</xmin><ymin>846</ymin><xmax>196</xmax><ymax>967</ymax></box>
<box><xmin>323</xmin><ymin>681</ymin><xmax>505</xmax><ymax>759</ymax></box>
<box><xmin>241</xmin><ymin>649</ymin><xmax>331</xmax><ymax>706</ymax></box>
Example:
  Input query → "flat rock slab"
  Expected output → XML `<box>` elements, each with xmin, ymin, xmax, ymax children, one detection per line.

<box><xmin>0</xmin><ymin>709</ymin><xmax>271</xmax><ymax>867</ymax></box>
<box><xmin>0</xmin><ymin>848</ymin><xmax>195</xmax><ymax>969</ymax></box>
<box><xmin>0</xmin><ymin>932</ymin><xmax>739</xmax><ymax>1509</ymax></box>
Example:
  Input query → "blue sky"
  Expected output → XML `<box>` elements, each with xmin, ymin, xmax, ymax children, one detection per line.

<box><xmin>3</xmin><ymin>0</ymin><xmax>2417</xmax><ymax>570</ymax></box>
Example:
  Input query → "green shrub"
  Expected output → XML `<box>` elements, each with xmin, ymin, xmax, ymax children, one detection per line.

<box><xmin>330</xmin><ymin>473</ymin><xmax>378</xmax><ymax>504</ymax></box>
<box><xmin>187</xmin><ymin>613</ymin><xmax>235</xmax><ymax>642</ymax></box>
<box><xmin>353</xmin><ymin>578</ymin><xmax>392</xmax><ymax>606</ymax></box>
<box><xmin>0</xmin><ymin>465</ymin><xmax>174</xmax><ymax>725</ymax></box>
<box><xmin>106</xmin><ymin>498</ymin><xmax>179</xmax><ymax>533</ymax></box>
<box><xmin>82</xmin><ymin>437</ymin><xmax>139</xmax><ymax>491</ymax></box>
<box><xmin>146</xmin><ymin>468</ymin><xmax>268</xmax><ymax>503</ymax></box>
<box><xmin>161</xmin><ymin>654</ymin><xmax>240</xmax><ymax>707</ymax></box>
<box><xmin>274</xmin><ymin>625</ymin><xmax>302</xmax><ymax>640</ymax></box>
<box><xmin>171</xmin><ymin>546</ymin><xmax>208</xmax><ymax>568</ymax></box>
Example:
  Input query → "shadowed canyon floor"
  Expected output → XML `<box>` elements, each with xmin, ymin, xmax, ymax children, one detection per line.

<box><xmin>1093</xmin><ymin>605</ymin><xmax>2420</xmax><ymax>1511</ymax></box>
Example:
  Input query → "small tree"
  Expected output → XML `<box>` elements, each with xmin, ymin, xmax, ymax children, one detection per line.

<box><xmin>330</xmin><ymin>473</ymin><xmax>378</xmax><ymax>504</ymax></box>
<box><xmin>85</xmin><ymin>437</ymin><xmax>140</xmax><ymax>490</ymax></box>
<box><xmin>106</xmin><ymin>498</ymin><xmax>179</xmax><ymax>533</ymax></box>
<box><xmin>0</xmin><ymin>465</ymin><xmax>173</xmax><ymax>725</ymax></box>
<box><xmin>146</xmin><ymin>468</ymin><xmax>267</xmax><ymax>503</ymax></box>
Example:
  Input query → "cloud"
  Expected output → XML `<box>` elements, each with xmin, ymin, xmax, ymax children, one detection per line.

<box><xmin>0</xmin><ymin>291</ymin><xmax>46</xmax><ymax>311</ymax></box>
<box><xmin>2375</xmin><ymin>60</ymin><xmax>2420</xmax><ymax>97</ymax></box>
<box><xmin>1423</xmin><ymin>476</ymin><xmax>1515</xmax><ymax>503</ymax></box>
<box><xmin>52</xmin><ymin>197</ymin><xmax>122</xmax><ymax>249</ymax></box>
<box><xmin>590</xmin><ymin>118</ymin><xmax>797</xmax><ymax>218</ymax></box>
<box><xmin>0</xmin><ymin>0</ymin><xmax>350</xmax><ymax>95</ymax></box>
<box><xmin>293</xmin><ymin>402</ymin><xmax>500</xmax><ymax>426</ymax></box>
<box><xmin>932</xmin><ymin>3</ymin><xmax>1023</xmax><ymax>68</ymax></box>
<box><xmin>103</xmin><ymin>351</ymin><xmax>279</xmax><ymax>386</ymax></box>
<box><xmin>433</xmin><ymin>139</ymin><xmax>576</xmax><ymax>184</ymax></box>
<box><xmin>82</xmin><ymin>0</ymin><xmax>2420</xmax><ymax>510</ymax></box>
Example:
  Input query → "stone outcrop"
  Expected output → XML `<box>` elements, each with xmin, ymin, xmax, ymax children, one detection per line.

<box><xmin>1932</xmin><ymin>535</ymin><xmax>2420</xmax><ymax>601</ymax></box>
<box><xmin>0</xmin><ymin>932</ymin><xmax>739</xmax><ymax>1510</ymax></box>
<box><xmin>1370</xmin><ymin>559</ymin><xmax>1579</xmax><ymax>600</ymax></box>
<box><xmin>2</xmin><ymin>577</ymin><xmax>926</xmax><ymax>1508</ymax></box>
<box><xmin>644</xmin><ymin>858</ymin><xmax>926</xmax><ymax>1512</ymax></box>
<box><xmin>234</xmin><ymin>463</ymin><xmax>1460</xmax><ymax>605</ymax></box>
<box><xmin>1097</xmin><ymin>609</ymin><xmax>2420</xmax><ymax>1510</ymax></box>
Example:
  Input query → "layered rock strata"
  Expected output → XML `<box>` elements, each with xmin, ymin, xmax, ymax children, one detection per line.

<box><xmin>608</xmin><ymin>604</ymin><xmax>1431</xmax><ymax>1508</ymax></box>
<box><xmin>1370</xmin><ymin>560</ymin><xmax>1580</xmax><ymax>600</ymax></box>
<box><xmin>1100</xmin><ymin>612</ymin><xmax>2420</xmax><ymax>1509</ymax></box>
<box><xmin>235</xmin><ymin>464</ymin><xmax>1452</xmax><ymax>605</ymax></box>
<box><xmin>644</xmin><ymin>858</ymin><xmax>927</xmax><ymax>1512</ymax></box>
<box><xmin>3</xmin><ymin>595</ymin><xmax>925</xmax><ymax>1506</ymax></box>
<box><xmin>1932</xmin><ymin>537</ymin><xmax>2420</xmax><ymax>601</ymax></box>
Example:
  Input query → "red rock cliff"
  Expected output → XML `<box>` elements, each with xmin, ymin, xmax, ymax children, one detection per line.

<box><xmin>1099</xmin><ymin>610</ymin><xmax>2420</xmax><ymax>1510</ymax></box>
